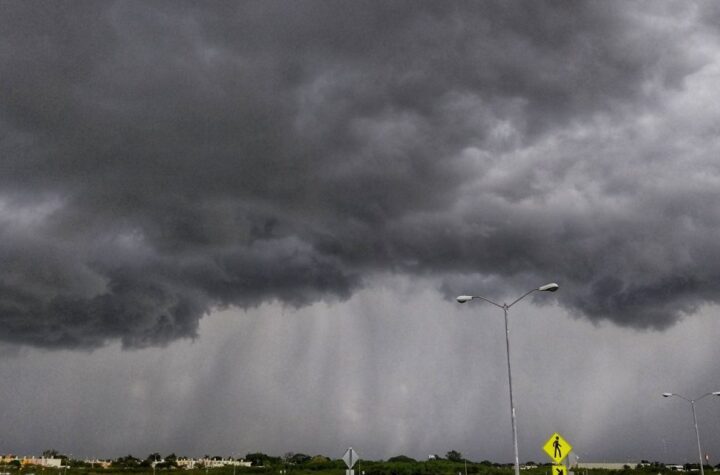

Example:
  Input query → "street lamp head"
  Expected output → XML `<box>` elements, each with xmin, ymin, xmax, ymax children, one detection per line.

<box><xmin>538</xmin><ymin>283</ymin><xmax>559</xmax><ymax>292</ymax></box>
<box><xmin>456</xmin><ymin>295</ymin><xmax>473</xmax><ymax>303</ymax></box>
<box><xmin>712</xmin><ymin>391</ymin><xmax>720</xmax><ymax>396</ymax></box>
<box><xmin>662</xmin><ymin>393</ymin><xmax>673</xmax><ymax>398</ymax></box>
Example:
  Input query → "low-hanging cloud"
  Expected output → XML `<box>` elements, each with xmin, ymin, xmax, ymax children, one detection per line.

<box><xmin>2</xmin><ymin>0</ymin><xmax>720</xmax><ymax>348</ymax></box>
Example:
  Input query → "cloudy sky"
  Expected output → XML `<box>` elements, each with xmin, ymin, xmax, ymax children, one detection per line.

<box><xmin>2</xmin><ymin>0</ymin><xmax>720</xmax><ymax>464</ymax></box>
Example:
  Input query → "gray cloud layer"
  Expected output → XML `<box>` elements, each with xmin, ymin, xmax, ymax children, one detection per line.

<box><xmin>2</xmin><ymin>1</ymin><xmax>720</xmax><ymax>348</ymax></box>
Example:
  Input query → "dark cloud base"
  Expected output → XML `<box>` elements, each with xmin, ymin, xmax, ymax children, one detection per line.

<box><xmin>1</xmin><ymin>1</ymin><xmax>718</xmax><ymax>348</ymax></box>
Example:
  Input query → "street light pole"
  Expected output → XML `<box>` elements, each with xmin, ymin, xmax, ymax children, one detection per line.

<box><xmin>690</xmin><ymin>400</ymin><xmax>703</xmax><ymax>475</ymax></box>
<box><xmin>663</xmin><ymin>392</ymin><xmax>720</xmax><ymax>475</ymax></box>
<box><xmin>502</xmin><ymin>303</ymin><xmax>520</xmax><ymax>475</ymax></box>
<box><xmin>457</xmin><ymin>282</ymin><xmax>559</xmax><ymax>475</ymax></box>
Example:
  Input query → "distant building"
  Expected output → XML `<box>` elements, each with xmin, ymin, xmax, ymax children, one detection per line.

<box><xmin>577</xmin><ymin>463</ymin><xmax>637</xmax><ymax>471</ymax></box>
<box><xmin>206</xmin><ymin>458</ymin><xmax>251</xmax><ymax>468</ymax></box>
<box><xmin>175</xmin><ymin>458</ymin><xmax>251</xmax><ymax>470</ymax></box>
<box><xmin>13</xmin><ymin>457</ymin><xmax>64</xmax><ymax>468</ymax></box>
<box><xmin>175</xmin><ymin>458</ymin><xmax>195</xmax><ymax>469</ymax></box>
<box><xmin>85</xmin><ymin>460</ymin><xmax>112</xmax><ymax>469</ymax></box>
<box><xmin>41</xmin><ymin>458</ymin><xmax>63</xmax><ymax>468</ymax></box>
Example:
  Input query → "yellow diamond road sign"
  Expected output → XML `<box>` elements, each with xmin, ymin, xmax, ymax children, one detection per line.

<box><xmin>543</xmin><ymin>432</ymin><xmax>572</xmax><ymax>463</ymax></box>
<box><xmin>552</xmin><ymin>465</ymin><xmax>567</xmax><ymax>475</ymax></box>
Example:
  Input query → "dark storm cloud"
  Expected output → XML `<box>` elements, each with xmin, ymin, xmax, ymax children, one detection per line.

<box><xmin>1</xmin><ymin>1</ymin><xmax>717</xmax><ymax>348</ymax></box>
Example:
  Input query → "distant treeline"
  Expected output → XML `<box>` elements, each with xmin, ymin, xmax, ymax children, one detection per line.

<box><xmin>5</xmin><ymin>452</ymin><xmax>719</xmax><ymax>475</ymax></box>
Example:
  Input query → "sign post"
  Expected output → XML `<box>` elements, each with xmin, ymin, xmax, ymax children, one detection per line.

<box><xmin>343</xmin><ymin>448</ymin><xmax>359</xmax><ymax>475</ymax></box>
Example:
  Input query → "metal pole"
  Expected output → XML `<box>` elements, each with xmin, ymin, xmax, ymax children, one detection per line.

<box><xmin>503</xmin><ymin>304</ymin><xmax>521</xmax><ymax>475</ymax></box>
<box><xmin>459</xmin><ymin>286</ymin><xmax>557</xmax><ymax>475</ymax></box>
<box><xmin>690</xmin><ymin>401</ymin><xmax>705</xmax><ymax>475</ymax></box>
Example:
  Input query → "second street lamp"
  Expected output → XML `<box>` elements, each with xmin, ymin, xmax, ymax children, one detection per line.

<box><xmin>662</xmin><ymin>391</ymin><xmax>720</xmax><ymax>475</ymax></box>
<box><xmin>457</xmin><ymin>282</ymin><xmax>559</xmax><ymax>475</ymax></box>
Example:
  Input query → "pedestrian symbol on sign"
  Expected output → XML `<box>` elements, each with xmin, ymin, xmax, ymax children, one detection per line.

<box><xmin>542</xmin><ymin>432</ymin><xmax>572</xmax><ymax>464</ymax></box>
<box><xmin>553</xmin><ymin>436</ymin><xmax>562</xmax><ymax>459</ymax></box>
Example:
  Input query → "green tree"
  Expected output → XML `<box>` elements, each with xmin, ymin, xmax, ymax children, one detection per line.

<box><xmin>113</xmin><ymin>455</ymin><xmax>140</xmax><ymax>468</ymax></box>
<box><xmin>446</xmin><ymin>451</ymin><xmax>463</xmax><ymax>462</ymax></box>
<box><xmin>156</xmin><ymin>453</ymin><xmax>177</xmax><ymax>469</ymax></box>
<box><xmin>140</xmin><ymin>453</ymin><xmax>162</xmax><ymax>468</ymax></box>
<box><xmin>246</xmin><ymin>453</ymin><xmax>279</xmax><ymax>467</ymax></box>
<box><xmin>289</xmin><ymin>454</ymin><xmax>311</xmax><ymax>465</ymax></box>
<box><xmin>306</xmin><ymin>455</ymin><xmax>332</xmax><ymax>471</ymax></box>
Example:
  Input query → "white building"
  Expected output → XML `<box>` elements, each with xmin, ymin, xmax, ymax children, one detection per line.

<box><xmin>577</xmin><ymin>463</ymin><xmax>637</xmax><ymax>470</ymax></box>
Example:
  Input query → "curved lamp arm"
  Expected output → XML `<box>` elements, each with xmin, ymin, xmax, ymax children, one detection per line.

<box><xmin>664</xmin><ymin>392</ymin><xmax>720</xmax><ymax>402</ymax></box>
<box><xmin>457</xmin><ymin>283</ymin><xmax>559</xmax><ymax>309</ymax></box>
